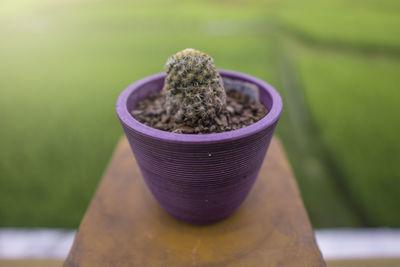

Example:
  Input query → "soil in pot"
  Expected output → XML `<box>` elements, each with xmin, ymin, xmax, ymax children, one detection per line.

<box><xmin>131</xmin><ymin>88</ymin><xmax>268</xmax><ymax>134</ymax></box>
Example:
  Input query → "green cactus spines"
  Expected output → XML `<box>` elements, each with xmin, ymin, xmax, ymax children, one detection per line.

<box><xmin>164</xmin><ymin>49</ymin><xmax>226</xmax><ymax>127</ymax></box>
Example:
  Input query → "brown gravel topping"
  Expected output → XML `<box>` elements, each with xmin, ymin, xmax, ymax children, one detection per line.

<box><xmin>131</xmin><ymin>89</ymin><xmax>268</xmax><ymax>134</ymax></box>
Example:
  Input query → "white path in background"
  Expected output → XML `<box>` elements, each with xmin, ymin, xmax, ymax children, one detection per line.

<box><xmin>316</xmin><ymin>229</ymin><xmax>400</xmax><ymax>259</ymax></box>
<box><xmin>0</xmin><ymin>229</ymin><xmax>76</xmax><ymax>259</ymax></box>
<box><xmin>1</xmin><ymin>228</ymin><xmax>400</xmax><ymax>260</ymax></box>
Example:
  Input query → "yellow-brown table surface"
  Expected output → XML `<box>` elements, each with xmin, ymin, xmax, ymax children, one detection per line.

<box><xmin>64</xmin><ymin>137</ymin><xmax>325</xmax><ymax>267</ymax></box>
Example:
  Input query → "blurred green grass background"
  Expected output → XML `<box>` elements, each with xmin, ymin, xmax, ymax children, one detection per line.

<box><xmin>0</xmin><ymin>0</ymin><xmax>399</xmax><ymax>228</ymax></box>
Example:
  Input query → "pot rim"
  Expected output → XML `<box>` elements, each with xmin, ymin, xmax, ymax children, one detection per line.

<box><xmin>116</xmin><ymin>69</ymin><xmax>282</xmax><ymax>144</ymax></box>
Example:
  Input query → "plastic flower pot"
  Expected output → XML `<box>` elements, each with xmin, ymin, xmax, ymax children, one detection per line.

<box><xmin>116</xmin><ymin>70</ymin><xmax>282</xmax><ymax>224</ymax></box>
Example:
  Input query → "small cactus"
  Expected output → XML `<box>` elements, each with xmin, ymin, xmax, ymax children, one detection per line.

<box><xmin>164</xmin><ymin>49</ymin><xmax>226</xmax><ymax>127</ymax></box>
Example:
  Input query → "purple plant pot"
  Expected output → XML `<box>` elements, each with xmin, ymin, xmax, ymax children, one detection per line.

<box><xmin>116</xmin><ymin>70</ymin><xmax>282</xmax><ymax>224</ymax></box>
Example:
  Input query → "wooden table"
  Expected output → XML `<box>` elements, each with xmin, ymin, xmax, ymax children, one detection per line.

<box><xmin>64</xmin><ymin>137</ymin><xmax>325</xmax><ymax>267</ymax></box>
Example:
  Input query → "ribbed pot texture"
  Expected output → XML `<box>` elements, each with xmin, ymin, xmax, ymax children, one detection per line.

<box><xmin>116</xmin><ymin>70</ymin><xmax>282</xmax><ymax>224</ymax></box>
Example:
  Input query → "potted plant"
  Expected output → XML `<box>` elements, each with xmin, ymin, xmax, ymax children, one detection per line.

<box><xmin>116</xmin><ymin>49</ymin><xmax>282</xmax><ymax>224</ymax></box>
